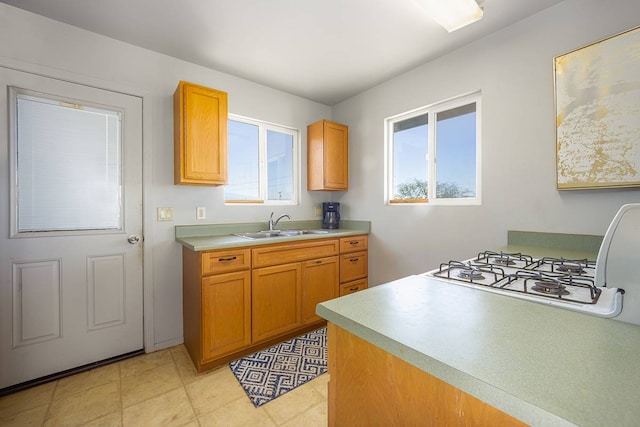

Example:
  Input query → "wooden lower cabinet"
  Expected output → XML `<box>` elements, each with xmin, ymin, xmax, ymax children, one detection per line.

<box><xmin>252</xmin><ymin>263</ymin><xmax>302</xmax><ymax>343</ymax></box>
<box><xmin>302</xmin><ymin>256</ymin><xmax>339</xmax><ymax>324</ymax></box>
<box><xmin>182</xmin><ymin>235</ymin><xmax>368</xmax><ymax>372</ymax></box>
<box><xmin>327</xmin><ymin>323</ymin><xmax>527</xmax><ymax>426</ymax></box>
<box><xmin>201</xmin><ymin>271</ymin><xmax>251</xmax><ymax>362</ymax></box>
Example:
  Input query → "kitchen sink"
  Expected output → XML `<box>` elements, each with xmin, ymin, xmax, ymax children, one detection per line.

<box><xmin>233</xmin><ymin>229</ymin><xmax>329</xmax><ymax>239</ymax></box>
<box><xmin>233</xmin><ymin>231</ymin><xmax>281</xmax><ymax>239</ymax></box>
<box><xmin>279</xmin><ymin>229</ymin><xmax>329</xmax><ymax>236</ymax></box>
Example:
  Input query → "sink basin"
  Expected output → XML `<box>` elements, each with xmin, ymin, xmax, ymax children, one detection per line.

<box><xmin>279</xmin><ymin>229</ymin><xmax>329</xmax><ymax>236</ymax></box>
<box><xmin>233</xmin><ymin>229</ymin><xmax>329</xmax><ymax>239</ymax></box>
<box><xmin>233</xmin><ymin>231</ymin><xmax>281</xmax><ymax>239</ymax></box>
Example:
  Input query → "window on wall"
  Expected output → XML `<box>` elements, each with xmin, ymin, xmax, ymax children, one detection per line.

<box><xmin>225</xmin><ymin>115</ymin><xmax>299</xmax><ymax>204</ymax></box>
<box><xmin>385</xmin><ymin>92</ymin><xmax>481</xmax><ymax>205</ymax></box>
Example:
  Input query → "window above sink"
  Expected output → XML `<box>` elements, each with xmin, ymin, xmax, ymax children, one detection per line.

<box><xmin>225</xmin><ymin>114</ymin><xmax>299</xmax><ymax>206</ymax></box>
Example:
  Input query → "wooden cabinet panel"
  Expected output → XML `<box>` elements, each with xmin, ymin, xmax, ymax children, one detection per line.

<box><xmin>323</xmin><ymin>122</ymin><xmax>349</xmax><ymax>189</ymax></box>
<box><xmin>340</xmin><ymin>251</ymin><xmax>368</xmax><ymax>283</ymax></box>
<box><xmin>174</xmin><ymin>81</ymin><xmax>228</xmax><ymax>185</ymax></box>
<box><xmin>307</xmin><ymin>120</ymin><xmax>348</xmax><ymax>191</ymax></box>
<box><xmin>201</xmin><ymin>249</ymin><xmax>251</xmax><ymax>275</ymax></box>
<box><xmin>339</xmin><ymin>278</ymin><xmax>368</xmax><ymax>296</ymax></box>
<box><xmin>201</xmin><ymin>271</ymin><xmax>251</xmax><ymax>362</ymax></box>
<box><xmin>252</xmin><ymin>263</ymin><xmax>302</xmax><ymax>343</ymax></box>
<box><xmin>301</xmin><ymin>256</ymin><xmax>339</xmax><ymax>324</ymax></box>
<box><xmin>328</xmin><ymin>323</ymin><xmax>527</xmax><ymax>426</ymax></box>
<box><xmin>252</xmin><ymin>239</ymin><xmax>339</xmax><ymax>268</ymax></box>
<box><xmin>339</xmin><ymin>235</ymin><xmax>368</xmax><ymax>253</ymax></box>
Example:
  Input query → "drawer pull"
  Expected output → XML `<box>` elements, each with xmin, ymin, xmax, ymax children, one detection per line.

<box><xmin>349</xmin><ymin>286</ymin><xmax>359</xmax><ymax>291</ymax></box>
<box><xmin>349</xmin><ymin>241</ymin><xmax>359</xmax><ymax>245</ymax></box>
<box><xmin>218</xmin><ymin>256</ymin><xmax>237</xmax><ymax>262</ymax></box>
<box><xmin>315</xmin><ymin>260</ymin><xmax>323</xmax><ymax>264</ymax></box>
<box><xmin>349</xmin><ymin>258</ymin><xmax>359</xmax><ymax>262</ymax></box>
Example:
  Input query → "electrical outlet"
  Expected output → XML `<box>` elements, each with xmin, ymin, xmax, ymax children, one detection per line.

<box><xmin>196</xmin><ymin>207</ymin><xmax>206</xmax><ymax>220</ymax></box>
<box><xmin>314</xmin><ymin>207</ymin><xmax>322</xmax><ymax>217</ymax></box>
<box><xmin>157</xmin><ymin>207</ymin><xmax>174</xmax><ymax>221</ymax></box>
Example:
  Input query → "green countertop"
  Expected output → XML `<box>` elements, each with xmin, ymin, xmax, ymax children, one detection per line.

<box><xmin>175</xmin><ymin>220</ymin><xmax>370</xmax><ymax>251</ymax></box>
<box><xmin>317</xmin><ymin>275</ymin><xmax>640</xmax><ymax>426</ymax></box>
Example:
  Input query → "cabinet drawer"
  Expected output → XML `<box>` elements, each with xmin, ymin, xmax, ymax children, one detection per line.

<box><xmin>253</xmin><ymin>239</ymin><xmax>339</xmax><ymax>268</ymax></box>
<box><xmin>340</xmin><ymin>251</ymin><xmax>368</xmax><ymax>283</ymax></box>
<box><xmin>201</xmin><ymin>249</ymin><xmax>251</xmax><ymax>275</ymax></box>
<box><xmin>340</xmin><ymin>278</ymin><xmax>368</xmax><ymax>296</ymax></box>
<box><xmin>340</xmin><ymin>235</ymin><xmax>368</xmax><ymax>253</ymax></box>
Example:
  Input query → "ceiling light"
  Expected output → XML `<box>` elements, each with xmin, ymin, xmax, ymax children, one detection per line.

<box><xmin>415</xmin><ymin>0</ymin><xmax>483</xmax><ymax>32</ymax></box>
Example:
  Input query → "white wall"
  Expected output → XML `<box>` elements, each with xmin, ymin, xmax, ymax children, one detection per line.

<box><xmin>332</xmin><ymin>0</ymin><xmax>640</xmax><ymax>285</ymax></box>
<box><xmin>0</xmin><ymin>3</ymin><xmax>331</xmax><ymax>350</ymax></box>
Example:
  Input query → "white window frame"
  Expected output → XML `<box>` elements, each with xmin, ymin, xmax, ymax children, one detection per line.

<box><xmin>225</xmin><ymin>114</ymin><xmax>300</xmax><ymax>205</ymax></box>
<box><xmin>384</xmin><ymin>91</ymin><xmax>481</xmax><ymax>206</ymax></box>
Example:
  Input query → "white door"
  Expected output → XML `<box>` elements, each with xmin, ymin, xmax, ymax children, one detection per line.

<box><xmin>0</xmin><ymin>67</ymin><xmax>144</xmax><ymax>389</ymax></box>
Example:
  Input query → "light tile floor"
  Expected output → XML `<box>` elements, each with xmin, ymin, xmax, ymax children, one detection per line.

<box><xmin>0</xmin><ymin>345</ymin><xmax>328</xmax><ymax>426</ymax></box>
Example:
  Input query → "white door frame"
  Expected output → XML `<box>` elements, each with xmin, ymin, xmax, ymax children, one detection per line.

<box><xmin>0</xmin><ymin>57</ymin><xmax>156</xmax><ymax>354</ymax></box>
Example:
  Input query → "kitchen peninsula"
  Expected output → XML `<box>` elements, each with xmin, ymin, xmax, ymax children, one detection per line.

<box><xmin>317</xmin><ymin>274</ymin><xmax>640</xmax><ymax>426</ymax></box>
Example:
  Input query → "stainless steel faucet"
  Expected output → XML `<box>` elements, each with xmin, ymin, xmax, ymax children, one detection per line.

<box><xmin>268</xmin><ymin>212</ymin><xmax>291</xmax><ymax>231</ymax></box>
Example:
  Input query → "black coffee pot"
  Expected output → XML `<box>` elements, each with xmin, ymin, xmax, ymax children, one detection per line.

<box><xmin>322</xmin><ymin>202</ymin><xmax>340</xmax><ymax>229</ymax></box>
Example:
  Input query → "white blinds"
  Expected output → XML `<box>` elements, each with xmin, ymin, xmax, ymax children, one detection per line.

<box><xmin>16</xmin><ymin>94</ymin><xmax>122</xmax><ymax>232</ymax></box>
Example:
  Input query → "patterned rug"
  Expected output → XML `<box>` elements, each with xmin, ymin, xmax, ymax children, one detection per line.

<box><xmin>229</xmin><ymin>327</ymin><xmax>327</xmax><ymax>407</ymax></box>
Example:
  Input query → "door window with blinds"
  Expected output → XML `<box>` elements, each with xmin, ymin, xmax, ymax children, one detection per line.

<box><xmin>10</xmin><ymin>88</ymin><xmax>123</xmax><ymax>236</ymax></box>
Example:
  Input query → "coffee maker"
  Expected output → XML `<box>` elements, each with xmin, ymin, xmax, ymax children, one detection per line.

<box><xmin>321</xmin><ymin>202</ymin><xmax>340</xmax><ymax>229</ymax></box>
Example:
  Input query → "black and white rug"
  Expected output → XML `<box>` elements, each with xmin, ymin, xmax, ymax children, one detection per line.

<box><xmin>229</xmin><ymin>327</ymin><xmax>327</xmax><ymax>407</ymax></box>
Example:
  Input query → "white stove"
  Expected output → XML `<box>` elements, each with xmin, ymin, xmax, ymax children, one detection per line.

<box><xmin>424</xmin><ymin>203</ymin><xmax>640</xmax><ymax>324</ymax></box>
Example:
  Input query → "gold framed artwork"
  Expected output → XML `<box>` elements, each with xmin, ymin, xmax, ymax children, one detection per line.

<box><xmin>554</xmin><ymin>26</ymin><xmax>640</xmax><ymax>190</ymax></box>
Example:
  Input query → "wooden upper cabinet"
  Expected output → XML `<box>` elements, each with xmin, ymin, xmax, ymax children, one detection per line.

<box><xmin>174</xmin><ymin>81</ymin><xmax>228</xmax><ymax>185</ymax></box>
<box><xmin>307</xmin><ymin>119</ymin><xmax>348</xmax><ymax>191</ymax></box>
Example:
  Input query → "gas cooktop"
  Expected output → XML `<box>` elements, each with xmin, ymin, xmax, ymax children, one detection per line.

<box><xmin>425</xmin><ymin>250</ymin><xmax>623</xmax><ymax>318</ymax></box>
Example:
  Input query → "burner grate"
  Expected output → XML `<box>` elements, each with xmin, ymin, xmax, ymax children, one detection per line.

<box><xmin>531</xmin><ymin>257</ymin><xmax>596</xmax><ymax>275</ymax></box>
<box><xmin>475</xmin><ymin>251</ymin><xmax>535</xmax><ymax>268</ymax></box>
<box><xmin>502</xmin><ymin>271</ymin><xmax>601</xmax><ymax>304</ymax></box>
<box><xmin>433</xmin><ymin>261</ymin><xmax>505</xmax><ymax>284</ymax></box>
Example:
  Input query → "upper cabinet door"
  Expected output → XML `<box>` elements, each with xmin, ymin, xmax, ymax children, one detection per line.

<box><xmin>174</xmin><ymin>81</ymin><xmax>228</xmax><ymax>185</ymax></box>
<box><xmin>307</xmin><ymin>119</ymin><xmax>348</xmax><ymax>191</ymax></box>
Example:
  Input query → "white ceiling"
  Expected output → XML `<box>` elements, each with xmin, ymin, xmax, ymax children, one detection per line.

<box><xmin>1</xmin><ymin>0</ymin><xmax>565</xmax><ymax>105</ymax></box>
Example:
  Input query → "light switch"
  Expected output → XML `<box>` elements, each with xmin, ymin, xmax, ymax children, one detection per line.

<box><xmin>196</xmin><ymin>207</ymin><xmax>206</xmax><ymax>220</ymax></box>
<box><xmin>157</xmin><ymin>207</ymin><xmax>174</xmax><ymax>221</ymax></box>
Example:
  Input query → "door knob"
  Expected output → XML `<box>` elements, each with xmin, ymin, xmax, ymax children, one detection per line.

<box><xmin>127</xmin><ymin>235</ymin><xmax>141</xmax><ymax>244</ymax></box>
